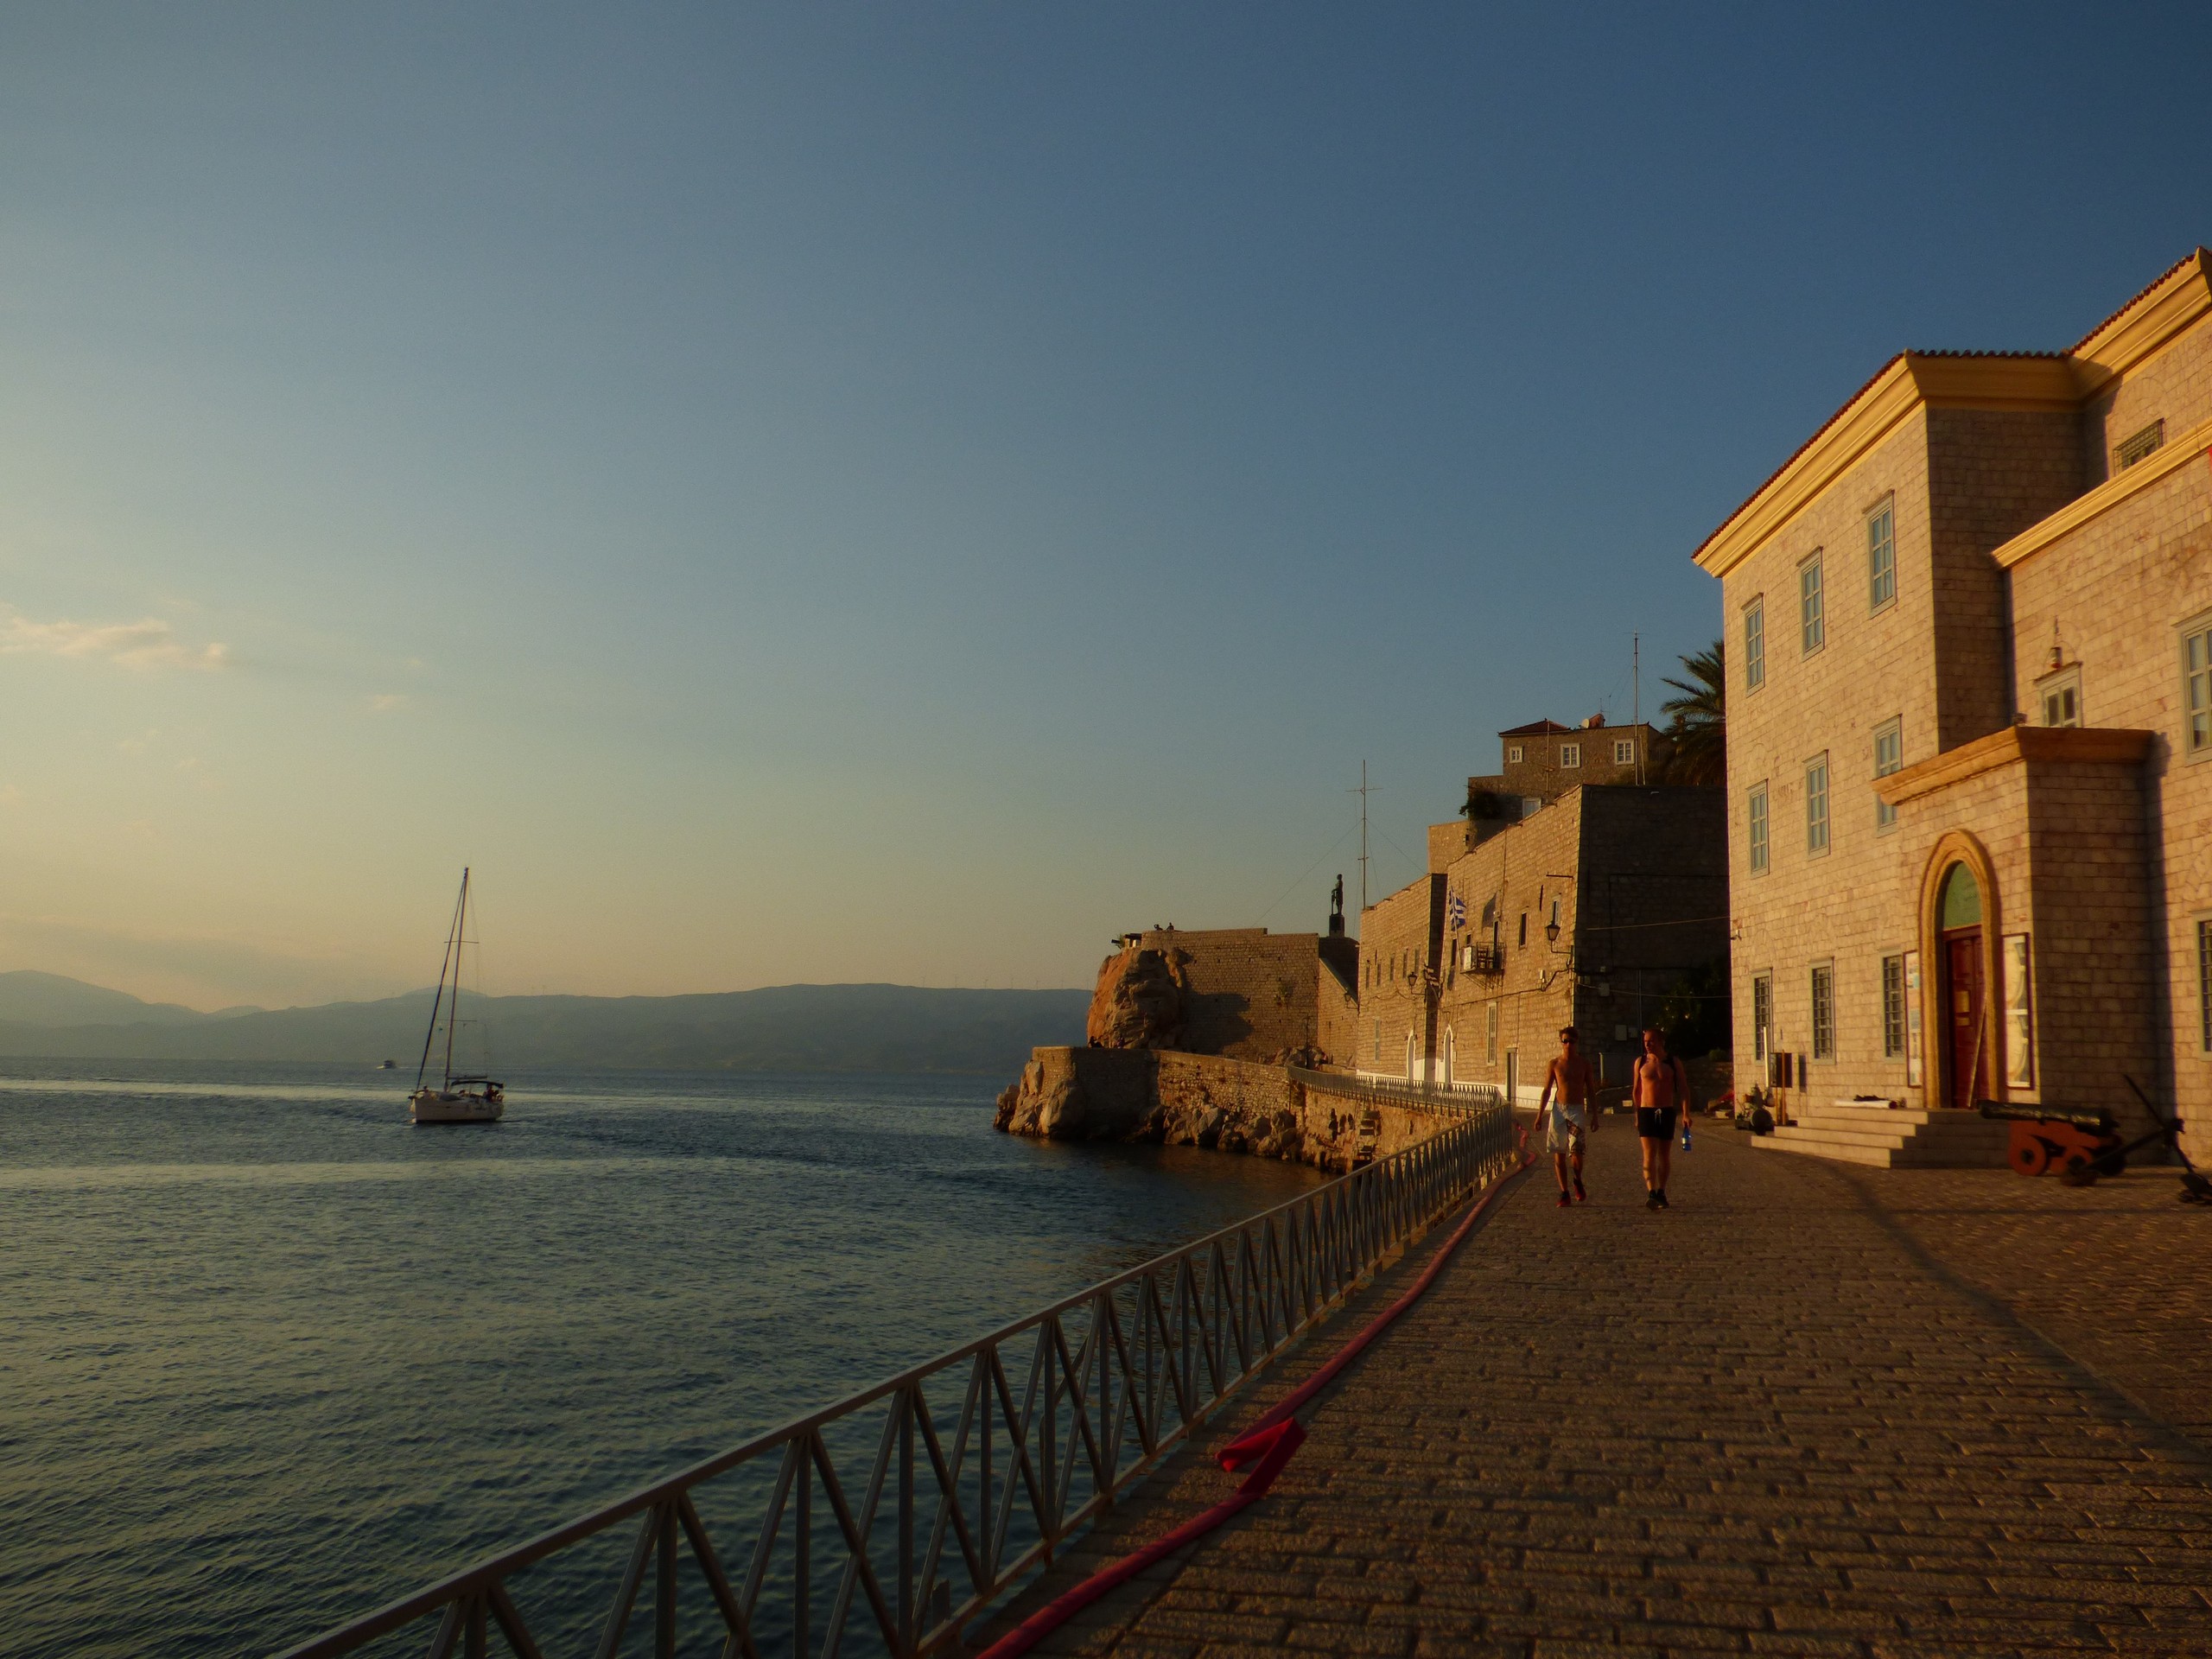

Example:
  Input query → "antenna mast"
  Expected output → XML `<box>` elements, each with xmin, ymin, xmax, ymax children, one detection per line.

<box><xmin>1632</xmin><ymin>632</ymin><xmax>1643</xmax><ymax>785</ymax></box>
<box><xmin>1351</xmin><ymin>761</ymin><xmax>1371</xmax><ymax>923</ymax></box>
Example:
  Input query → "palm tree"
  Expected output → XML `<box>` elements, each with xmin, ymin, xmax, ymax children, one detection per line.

<box><xmin>1661</xmin><ymin>639</ymin><xmax>1725</xmax><ymax>785</ymax></box>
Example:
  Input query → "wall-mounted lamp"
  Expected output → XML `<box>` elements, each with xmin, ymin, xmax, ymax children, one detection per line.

<box><xmin>1544</xmin><ymin>916</ymin><xmax>1561</xmax><ymax>945</ymax></box>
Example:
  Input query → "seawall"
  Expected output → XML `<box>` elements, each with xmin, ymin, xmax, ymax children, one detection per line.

<box><xmin>994</xmin><ymin>1046</ymin><xmax>1479</xmax><ymax>1173</ymax></box>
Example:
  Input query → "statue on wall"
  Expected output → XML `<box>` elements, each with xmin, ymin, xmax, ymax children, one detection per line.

<box><xmin>1331</xmin><ymin>874</ymin><xmax>1344</xmax><ymax>921</ymax></box>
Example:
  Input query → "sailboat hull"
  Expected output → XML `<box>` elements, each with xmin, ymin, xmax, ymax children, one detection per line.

<box><xmin>410</xmin><ymin>1088</ymin><xmax>505</xmax><ymax>1125</ymax></box>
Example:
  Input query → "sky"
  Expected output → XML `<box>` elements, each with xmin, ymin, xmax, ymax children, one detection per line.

<box><xmin>3</xmin><ymin>3</ymin><xmax>2209</xmax><ymax>1010</ymax></box>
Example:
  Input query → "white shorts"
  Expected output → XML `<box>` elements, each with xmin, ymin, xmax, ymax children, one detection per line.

<box><xmin>1543</xmin><ymin>1104</ymin><xmax>1586</xmax><ymax>1154</ymax></box>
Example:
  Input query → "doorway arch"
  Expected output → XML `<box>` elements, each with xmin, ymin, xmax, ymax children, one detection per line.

<box><xmin>1916</xmin><ymin>830</ymin><xmax>2005</xmax><ymax>1108</ymax></box>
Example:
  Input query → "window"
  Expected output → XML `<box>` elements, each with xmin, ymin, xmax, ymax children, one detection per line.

<box><xmin>2200</xmin><ymin>919</ymin><xmax>2212</xmax><ymax>1052</ymax></box>
<box><xmin>1485</xmin><ymin>1001</ymin><xmax>1499</xmax><ymax>1064</ymax></box>
<box><xmin>1866</xmin><ymin>498</ymin><xmax>1896</xmax><ymax>612</ymax></box>
<box><xmin>1904</xmin><ymin>951</ymin><xmax>1923</xmax><ymax>1086</ymax></box>
<box><xmin>1810</xmin><ymin>962</ymin><xmax>1835</xmax><ymax>1059</ymax></box>
<box><xmin>1517</xmin><ymin>913</ymin><xmax>1528</xmax><ymax>948</ymax></box>
<box><xmin>1371</xmin><ymin>1020</ymin><xmax>1382</xmax><ymax>1062</ymax></box>
<box><xmin>2003</xmin><ymin>934</ymin><xmax>2034</xmax><ymax>1088</ymax></box>
<box><xmin>2183</xmin><ymin>614</ymin><xmax>2212</xmax><ymax>758</ymax></box>
<box><xmin>1882</xmin><ymin>955</ymin><xmax>1906</xmax><ymax>1058</ymax></box>
<box><xmin>1614</xmin><ymin>738</ymin><xmax>1635</xmax><ymax>765</ymax></box>
<box><xmin>1744</xmin><ymin>598</ymin><xmax>1766</xmax><ymax>690</ymax></box>
<box><xmin>1751</xmin><ymin>972</ymin><xmax>1772</xmax><ymax>1064</ymax></box>
<box><xmin>1507</xmin><ymin>744</ymin><xmax>1524</xmax><ymax>764</ymax></box>
<box><xmin>1806</xmin><ymin>754</ymin><xmax>1830</xmax><ymax>855</ymax></box>
<box><xmin>1872</xmin><ymin>716</ymin><xmax>1903</xmax><ymax>832</ymax></box>
<box><xmin>1559</xmin><ymin>742</ymin><xmax>1581</xmax><ymax>768</ymax></box>
<box><xmin>2039</xmin><ymin>665</ymin><xmax>2082</xmax><ymax>728</ymax></box>
<box><xmin>1747</xmin><ymin>782</ymin><xmax>1770</xmax><ymax>874</ymax></box>
<box><xmin>1800</xmin><ymin>553</ymin><xmax>1825</xmax><ymax>654</ymax></box>
<box><xmin>2118</xmin><ymin>418</ymin><xmax>2165</xmax><ymax>470</ymax></box>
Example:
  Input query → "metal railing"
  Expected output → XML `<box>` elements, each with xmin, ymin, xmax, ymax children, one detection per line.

<box><xmin>277</xmin><ymin>1096</ymin><xmax>1516</xmax><ymax>1659</ymax></box>
<box><xmin>1294</xmin><ymin>1066</ymin><xmax>1504</xmax><ymax>1114</ymax></box>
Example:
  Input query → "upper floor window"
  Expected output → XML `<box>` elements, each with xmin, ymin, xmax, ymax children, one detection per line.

<box><xmin>1866</xmin><ymin>498</ymin><xmax>1896</xmax><ymax>612</ymax></box>
<box><xmin>1613</xmin><ymin>738</ymin><xmax>1634</xmax><ymax>765</ymax></box>
<box><xmin>1747</xmin><ymin>781</ymin><xmax>1770</xmax><ymax>874</ymax></box>
<box><xmin>1507</xmin><ymin>744</ymin><xmax>1524</xmax><ymax>764</ymax></box>
<box><xmin>1800</xmin><ymin>553</ymin><xmax>1826</xmax><ymax>654</ymax></box>
<box><xmin>2039</xmin><ymin>665</ymin><xmax>2082</xmax><ymax>728</ymax></box>
<box><xmin>2118</xmin><ymin>419</ymin><xmax>2165</xmax><ymax>470</ymax></box>
<box><xmin>1806</xmin><ymin>753</ymin><xmax>1830</xmax><ymax>855</ymax></box>
<box><xmin>1559</xmin><ymin>742</ymin><xmax>1581</xmax><ymax>769</ymax></box>
<box><xmin>2183</xmin><ymin>613</ymin><xmax>2212</xmax><ymax>759</ymax></box>
<box><xmin>1872</xmin><ymin>716</ymin><xmax>1903</xmax><ymax>833</ymax></box>
<box><xmin>1744</xmin><ymin>598</ymin><xmax>1766</xmax><ymax>690</ymax></box>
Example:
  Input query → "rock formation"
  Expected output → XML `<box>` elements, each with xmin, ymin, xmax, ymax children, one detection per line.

<box><xmin>1084</xmin><ymin>945</ymin><xmax>1185</xmax><ymax>1049</ymax></box>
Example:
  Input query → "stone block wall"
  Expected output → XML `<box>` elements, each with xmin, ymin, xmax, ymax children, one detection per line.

<box><xmin>1353</xmin><ymin>875</ymin><xmax>1443</xmax><ymax>1080</ymax></box>
<box><xmin>2084</xmin><ymin>304</ymin><xmax>2212</xmax><ymax>486</ymax></box>
<box><xmin>1099</xmin><ymin>927</ymin><xmax>1331</xmax><ymax>1062</ymax></box>
<box><xmin>993</xmin><ymin>1046</ymin><xmax>1469</xmax><ymax>1173</ymax></box>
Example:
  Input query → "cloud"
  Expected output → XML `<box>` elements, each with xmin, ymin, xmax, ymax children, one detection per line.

<box><xmin>0</xmin><ymin>607</ymin><xmax>228</xmax><ymax>671</ymax></box>
<box><xmin>368</xmin><ymin>692</ymin><xmax>407</xmax><ymax>711</ymax></box>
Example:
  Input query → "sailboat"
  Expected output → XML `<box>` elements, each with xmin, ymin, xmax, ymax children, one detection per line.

<box><xmin>409</xmin><ymin>868</ymin><xmax>505</xmax><ymax>1126</ymax></box>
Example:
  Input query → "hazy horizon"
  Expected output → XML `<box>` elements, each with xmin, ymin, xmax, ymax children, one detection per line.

<box><xmin>5</xmin><ymin>4</ymin><xmax>2208</xmax><ymax>1010</ymax></box>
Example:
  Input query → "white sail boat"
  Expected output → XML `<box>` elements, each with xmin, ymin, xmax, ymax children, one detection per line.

<box><xmin>409</xmin><ymin>868</ymin><xmax>505</xmax><ymax>1126</ymax></box>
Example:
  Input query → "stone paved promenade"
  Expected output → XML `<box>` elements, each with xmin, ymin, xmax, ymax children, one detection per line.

<box><xmin>976</xmin><ymin>1116</ymin><xmax>2212</xmax><ymax>1657</ymax></box>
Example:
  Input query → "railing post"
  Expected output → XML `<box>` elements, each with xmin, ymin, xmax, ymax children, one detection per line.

<box><xmin>899</xmin><ymin>1387</ymin><xmax>914</xmax><ymax>1653</ymax></box>
<box><xmin>656</xmin><ymin>1501</ymin><xmax>677</xmax><ymax>1659</ymax></box>
<box><xmin>795</xmin><ymin>1450</ymin><xmax>810</xmax><ymax>1659</ymax></box>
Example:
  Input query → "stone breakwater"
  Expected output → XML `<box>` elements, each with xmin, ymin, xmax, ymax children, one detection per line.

<box><xmin>994</xmin><ymin>1047</ymin><xmax>1449</xmax><ymax>1173</ymax></box>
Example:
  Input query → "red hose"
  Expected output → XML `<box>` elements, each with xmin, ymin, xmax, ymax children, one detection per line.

<box><xmin>976</xmin><ymin>1128</ymin><xmax>1531</xmax><ymax>1659</ymax></box>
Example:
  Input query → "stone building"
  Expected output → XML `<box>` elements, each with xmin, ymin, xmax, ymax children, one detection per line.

<box><xmin>1361</xmin><ymin>786</ymin><xmax>1727</xmax><ymax>1101</ymax></box>
<box><xmin>1696</xmin><ymin>248</ymin><xmax>2212</xmax><ymax>1155</ymax></box>
<box><xmin>1429</xmin><ymin>716</ymin><xmax>1674</xmax><ymax>869</ymax></box>
<box><xmin>1088</xmin><ymin>923</ymin><xmax>1358</xmax><ymax>1065</ymax></box>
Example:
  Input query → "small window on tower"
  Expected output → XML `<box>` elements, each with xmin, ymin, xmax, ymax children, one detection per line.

<box><xmin>1507</xmin><ymin>744</ymin><xmax>1524</xmax><ymax>764</ymax></box>
<box><xmin>1613</xmin><ymin>739</ymin><xmax>1634</xmax><ymax>765</ymax></box>
<box><xmin>2118</xmin><ymin>419</ymin><xmax>2165</xmax><ymax>470</ymax></box>
<box><xmin>2038</xmin><ymin>665</ymin><xmax>2082</xmax><ymax>728</ymax></box>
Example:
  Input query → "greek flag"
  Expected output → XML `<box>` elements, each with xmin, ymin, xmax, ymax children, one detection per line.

<box><xmin>1447</xmin><ymin>891</ymin><xmax>1465</xmax><ymax>929</ymax></box>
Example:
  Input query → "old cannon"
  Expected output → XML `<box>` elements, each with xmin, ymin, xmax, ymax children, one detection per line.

<box><xmin>1980</xmin><ymin>1077</ymin><xmax>2212</xmax><ymax>1201</ymax></box>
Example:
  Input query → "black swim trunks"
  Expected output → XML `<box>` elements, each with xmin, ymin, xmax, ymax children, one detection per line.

<box><xmin>1636</xmin><ymin>1106</ymin><xmax>1679</xmax><ymax>1140</ymax></box>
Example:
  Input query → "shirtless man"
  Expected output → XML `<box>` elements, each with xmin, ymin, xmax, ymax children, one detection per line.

<box><xmin>1633</xmin><ymin>1025</ymin><xmax>1693</xmax><ymax>1210</ymax></box>
<box><xmin>1536</xmin><ymin>1026</ymin><xmax>1596</xmax><ymax>1207</ymax></box>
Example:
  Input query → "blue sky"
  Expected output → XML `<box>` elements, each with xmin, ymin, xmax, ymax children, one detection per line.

<box><xmin>2</xmin><ymin>3</ymin><xmax>2206</xmax><ymax>1007</ymax></box>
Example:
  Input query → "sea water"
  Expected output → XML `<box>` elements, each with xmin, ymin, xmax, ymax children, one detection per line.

<box><xmin>0</xmin><ymin>1064</ymin><xmax>1323</xmax><ymax>1658</ymax></box>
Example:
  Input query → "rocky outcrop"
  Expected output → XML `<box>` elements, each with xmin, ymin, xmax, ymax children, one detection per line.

<box><xmin>995</xmin><ymin>1046</ymin><xmax>1448</xmax><ymax>1173</ymax></box>
<box><xmin>1085</xmin><ymin>945</ymin><xmax>1185</xmax><ymax>1049</ymax></box>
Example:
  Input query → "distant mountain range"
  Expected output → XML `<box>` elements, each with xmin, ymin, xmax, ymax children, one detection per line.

<box><xmin>0</xmin><ymin>972</ymin><xmax>1090</xmax><ymax>1074</ymax></box>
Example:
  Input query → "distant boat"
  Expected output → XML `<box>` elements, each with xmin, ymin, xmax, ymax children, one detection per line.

<box><xmin>378</xmin><ymin>1058</ymin><xmax>396</xmax><ymax>1070</ymax></box>
<box><xmin>409</xmin><ymin>868</ymin><xmax>505</xmax><ymax>1127</ymax></box>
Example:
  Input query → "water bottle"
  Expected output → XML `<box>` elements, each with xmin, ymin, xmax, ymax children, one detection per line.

<box><xmin>1680</xmin><ymin>1122</ymin><xmax>1693</xmax><ymax>1152</ymax></box>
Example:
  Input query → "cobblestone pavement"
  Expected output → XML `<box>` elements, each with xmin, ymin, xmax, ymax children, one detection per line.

<box><xmin>973</xmin><ymin>1116</ymin><xmax>2212</xmax><ymax>1657</ymax></box>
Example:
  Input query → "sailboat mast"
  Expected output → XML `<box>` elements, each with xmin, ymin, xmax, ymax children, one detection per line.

<box><xmin>413</xmin><ymin>874</ymin><xmax>465</xmax><ymax>1090</ymax></box>
<box><xmin>442</xmin><ymin>868</ymin><xmax>468</xmax><ymax>1087</ymax></box>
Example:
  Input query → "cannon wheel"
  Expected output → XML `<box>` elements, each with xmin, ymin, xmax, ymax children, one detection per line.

<box><xmin>2010</xmin><ymin>1135</ymin><xmax>2051</xmax><ymax>1178</ymax></box>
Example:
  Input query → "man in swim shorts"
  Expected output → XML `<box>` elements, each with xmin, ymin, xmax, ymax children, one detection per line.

<box><xmin>1536</xmin><ymin>1026</ymin><xmax>1595</xmax><ymax>1207</ymax></box>
<box><xmin>1633</xmin><ymin>1025</ymin><xmax>1692</xmax><ymax>1210</ymax></box>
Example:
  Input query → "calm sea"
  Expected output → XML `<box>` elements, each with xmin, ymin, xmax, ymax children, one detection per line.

<box><xmin>0</xmin><ymin>1063</ymin><xmax>1324</xmax><ymax>1659</ymax></box>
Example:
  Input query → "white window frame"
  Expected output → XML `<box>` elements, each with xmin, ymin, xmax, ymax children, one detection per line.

<box><xmin>2182</xmin><ymin>611</ymin><xmax>2212</xmax><ymax>761</ymax></box>
<box><xmin>1751</xmin><ymin>971</ymin><xmax>1772</xmax><ymax>1064</ymax></box>
<box><xmin>2038</xmin><ymin>664</ymin><xmax>2083</xmax><ymax>729</ymax></box>
<box><xmin>1799</xmin><ymin>551</ymin><xmax>1826</xmax><ymax>655</ymax></box>
<box><xmin>1744</xmin><ymin>596</ymin><xmax>1766</xmax><ymax>690</ymax></box>
<box><xmin>1866</xmin><ymin>497</ymin><xmax>1896</xmax><ymax>613</ymax></box>
<box><xmin>1747</xmin><ymin>781</ymin><xmax>1770</xmax><ymax>875</ymax></box>
<box><xmin>1507</xmin><ymin>744</ymin><xmax>1524</xmax><ymax>764</ymax></box>
<box><xmin>1872</xmin><ymin>715</ymin><xmax>1903</xmax><ymax>833</ymax></box>
<box><xmin>1613</xmin><ymin>738</ymin><xmax>1635</xmax><ymax>765</ymax></box>
<box><xmin>1559</xmin><ymin>742</ymin><xmax>1581</xmax><ymax>769</ymax></box>
<box><xmin>1484</xmin><ymin>1000</ymin><xmax>1499</xmax><ymax>1064</ymax></box>
<box><xmin>1805</xmin><ymin>753</ymin><xmax>1830</xmax><ymax>856</ymax></box>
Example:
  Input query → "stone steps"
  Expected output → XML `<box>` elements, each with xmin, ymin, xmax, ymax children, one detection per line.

<box><xmin>1752</xmin><ymin>1098</ymin><xmax>2012</xmax><ymax>1169</ymax></box>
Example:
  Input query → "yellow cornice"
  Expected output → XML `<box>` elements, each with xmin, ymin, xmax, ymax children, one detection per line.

<box><xmin>1877</xmin><ymin>726</ymin><xmax>2153</xmax><ymax>807</ymax></box>
<box><xmin>1993</xmin><ymin>412</ymin><xmax>2212</xmax><ymax>570</ymax></box>
<box><xmin>1693</xmin><ymin>354</ymin><xmax>2085</xmax><ymax>581</ymax></box>
<box><xmin>1695</xmin><ymin>250</ymin><xmax>2212</xmax><ymax>583</ymax></box>
<box><xmin>2072</xmin><ymin>249</ymin><xmax>2212</xmax><ymax>391</ymax></box>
